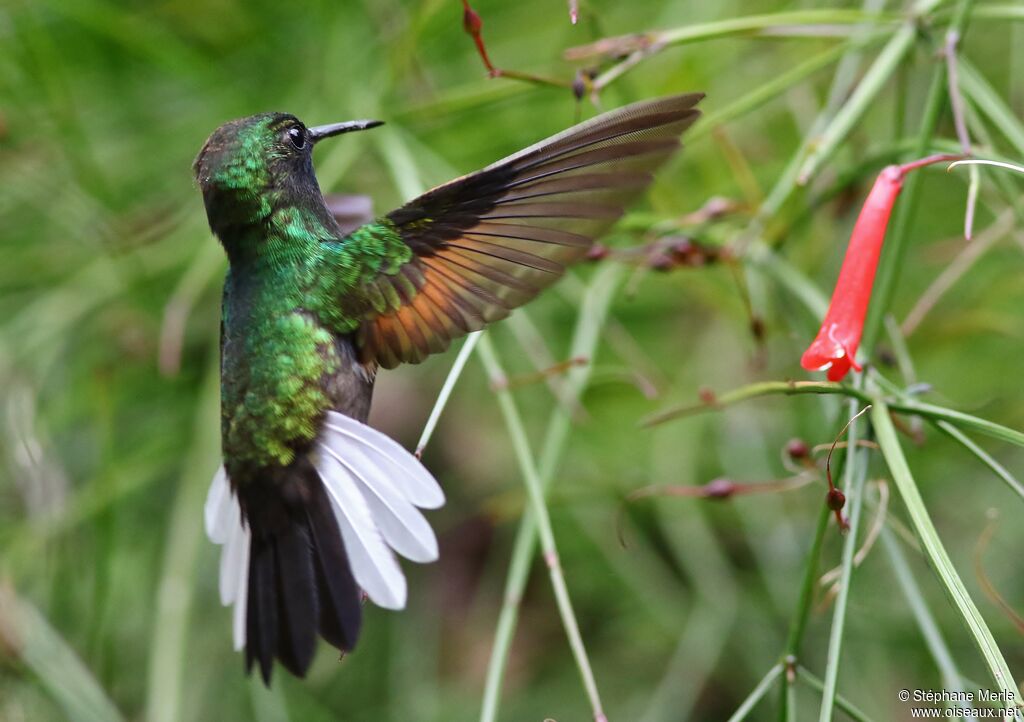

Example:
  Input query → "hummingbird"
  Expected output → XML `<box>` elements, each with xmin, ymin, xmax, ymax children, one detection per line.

<box><xmin>195</xmin><ymin>93</ymin><xmax>703</xmax><ymax>683</ymax></box>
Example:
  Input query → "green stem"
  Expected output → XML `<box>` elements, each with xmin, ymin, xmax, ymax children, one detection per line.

<box><xmin>896</xmin><ymin>400</ymin><xmax>1024</xmax><ymax>448</ymax></box>
<box><xmin>871</xmin><ymin>401</ymin><xmax>1021</xmax><ymax>706</ymax></box>
<box><xmin>958</xmin><ymin>56</ymin><xmax>1024</xmax><ymax>156</ymax></box>
<box><xmin>798</xmin><ymin>667</ymin><xmax>876</xmax><ymax>722</ymax></box>
<box><xmin>778</xmin><ymin>503</ymin><xmax>832</xmax><ymax>721</ymax></box>
<box><xmin>730</xmin><ymin>0</ymin><xmax>895</xmax><ymax>260</ymax></box>
<box><xmin>818</xmin><ymin>432</ymin><xmax>870</xmax><ymax>722</ymax></box>
<box><xmin>793</xmin><ymin>0</ymin><xmax>944</xmax><ymax>182</ymax></box>
<box><xmin>644</xmin><ymin>380</ymin><xmax>1024</xmax><ymax>448</ymax></box>
<box><xmin>565</xmin><ymin>10</ymin><xmax>899</xmax><ymax>61</ymax></box>
<box><xmin>415</xmin><ymin>331</ymin><xmax>483</xmax><ymax>456</ymax></box>
<box><xmin>479</xmin><ymin>516</ymin><xmax>538</xmax><ymax>722</ymax></box>
<box><xmin>780</xmin><ymin>378</ymin><xmax>860</xmax><ymax>720</ymax></box>
<box><xmin>935</xmin><ymin>4</ymin><xmax>1024</xmax><ymax>22</ymax></box>
<box><xmin>690</xmin><ymin>37</ymin><xmax>886</xmax><ymax>142</ymax></box>
<box><xmin>872</xmin><ymin>369</ymin><xmax>1024</xmax><ymax>503</ymax></box>
<box><xmin>784</xmin><ymin>505</ymin><xmax>833</xmax><ymax>656</ymax></box>
<box><xmin>784</xmin><ymin>678</ymin><xmax>796</xmax><ymax>722</ymax></box>
<box><xmin>643</xmin><ymin>381</ymin><xmax>872</xmax><ymax>426</ymax></box>
<box><xmin>933</xmin><ymin>420</ymin><xmax>1024</xmax><ymax>503</ymax></box>
<box><xmin>478</xmin><ymin>265</ymin><xmax>624</xmax><ymax>722</ymax></box>
<box><xmin>476</xmin><ymin>334</ymin><xmax>606</xmax><ymax>722</ymax></box>
<box><xmin>795</xmin><ymin>21</ymin><xmax>926</xmax><ymax>184</ymax></box>
<box><xmin>746</xmin><ymin>243</ymin><xmax>830</xmax><ymax>319</ymax></box>
<box><xmin>727</xmin><ymin>664</ymin><xmax>784</xmax><ymax>722</ymax></box>
<box><xmin>654</xmin><ymin>9</ymin><xmax>896</xmax><ymax>46</ymax></box>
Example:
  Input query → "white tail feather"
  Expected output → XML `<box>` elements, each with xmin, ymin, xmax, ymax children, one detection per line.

<box><xmin>324</xmin><ymin>411</ymin><xmax>444</xmax><ymax>509</ymax></box>
<box><xmin>204</xmin><ymin>466</ymin><xmax>251</xmax><ymax>649</ymax></box>
<box><xmin>204</xmin><ymin>413</ymin><xmax>445</xmax><ymax>650</ymax></box>
<box><xmin>311</xmin><ymin>449</ymin><xmax>407</xmax><ymax>609</ymax></box>
<box><xmin>203</xmin><ymin>466</ymin><xmax>232</xmax><ymax>544</ymax></box>
<box><xmin>316</xmin><ymin>440</ymin><xmax>438</xmax><ymax>563</ymax></box>
<box><xmin>219</xmin><ymin>504</ymin><xmax>246</xmax><ymax>605</ymax></box>
<box><xmin>311</xmin><ymin>413</ymin><xmax>446</xmax><ymax>608</ymax></box>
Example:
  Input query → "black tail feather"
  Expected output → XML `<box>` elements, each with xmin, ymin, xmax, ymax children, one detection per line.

<box><xmin>245</xmin><ymin>535</ymin><xmax>278</xmax><ymax>684</ymax></box>
<box><xmin>307</xmin><ymin>481</ymin><xmax>362</xmax><ymax>651</ymax></box>
<box><xmin>274</xmin><ymin>522</ymin><xmax>318</xmax><ymax>677</ymax></box>
<box><xmin>240</xmin><ymin>468</ymin><xmax>362</xmax><ymax>684</ymax></box>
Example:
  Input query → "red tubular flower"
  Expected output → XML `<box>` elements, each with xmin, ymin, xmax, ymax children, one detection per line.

<box><xmin>800</xmin><ymin>154</ymin><xmax>959</xmax><ymax>381</ymax></box>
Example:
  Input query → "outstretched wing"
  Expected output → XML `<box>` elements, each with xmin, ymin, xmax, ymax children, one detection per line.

<box><xmin>343</xmin><ymin>93</ymin><xmax>703</xmax><ymax>368</ymax></box>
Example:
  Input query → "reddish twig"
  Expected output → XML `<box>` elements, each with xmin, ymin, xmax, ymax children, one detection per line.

<box><xmin>943</xmin><ymin>32</ymin><xmax>973</xmax><ymax>157</ymax></box>
<box><xmin>617</xmin><ymin>473</ymin><xmax>815</xmax><ymax>548</ymax></box>
<box><xmin>462</xmin><ymin>0</ymin><xmax>497</xmax><ymax>75</ymax></box>
<box><xmin>824</xmin><ymin>405</ymin><xmax>873</xmax><ymax>531</ymax></box>
<box><xmin>593</xmin><ymin>235</ymin><xmax>727</xmax><ymax>271</ymax></box>
<box><xmin>820</xmin><ymin>479</ymin><xmax>889</xmax><ymax>592</ymax></box>
<box><xmin>810</xmin><ymin>439</ymin><xmax>880</xmax><ymax>456</ymax></box>
<box><xmin>943</xmin><ymin>30</ymin><xmax>977</xmax><ymax>240</ymax></box>
<box><xmin>490</xmin><ymin>356</ymin><xmax>589</xmax><ymax>391</ymax></box>
<box><xmin>677</xmin><ymin>196</ymin><xmax>745</xmax><ymax>226</ymax></box>
<box><xmin>461</xmin><ymin>0</ymin><xmax>572</xmax><ymax>88</ymax></box>
<box><xmin>627</xmin><ymin>474</ymin><xmax>815</xmax><ymax>503</ymax></box>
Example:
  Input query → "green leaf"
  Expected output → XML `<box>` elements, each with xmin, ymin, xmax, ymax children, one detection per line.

<box><xmin>959</xmin><ymin>58</ymin><xmax>1024</xmax><ymax>157</ymax></box>
<box><xmin>0</xmin><ymin>590</ymin><xmax>125</xmax><ymax>722</ymax></box>
<box><xmin>933</xmin><ymin>420</ymin><xmax>1024</xmax><ymax>503</ymax></box>
<box><xmin>871</xmin><ymin>402</ymin><xmax>1021</xmax><ymax>705</ymax></box>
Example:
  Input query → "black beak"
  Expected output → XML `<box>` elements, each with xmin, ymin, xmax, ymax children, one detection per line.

<box><xmin>307</xmin><ymin>119</ymin><xmax>384</xmax><ymax>143</ymax></box>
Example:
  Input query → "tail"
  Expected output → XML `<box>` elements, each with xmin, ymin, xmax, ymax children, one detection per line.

<box><xmin>204</xmin><ymin>411</ymin><xmax>445</xmax><ymax>683</ymax></box>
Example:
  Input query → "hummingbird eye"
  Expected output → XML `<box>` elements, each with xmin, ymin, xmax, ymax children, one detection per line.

<box><xmin>287</xmin><ymin>126</ymin><xmax>306</xmax><ymax>150</ymax></box>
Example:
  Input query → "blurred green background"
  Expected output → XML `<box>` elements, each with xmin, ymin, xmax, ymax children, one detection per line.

<box><xmin>1</xmin><ymin>0</ymin><xmax>1023</xmax><ymax>720</ymax></box>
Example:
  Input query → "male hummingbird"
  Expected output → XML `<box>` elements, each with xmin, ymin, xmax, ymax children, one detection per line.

<box><xmin>195</xmin><ymin>93</ymin><xmax>702</xmax><ymax>683</ymax></box>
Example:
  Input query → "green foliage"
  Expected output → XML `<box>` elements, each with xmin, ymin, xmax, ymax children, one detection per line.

<box><xmin>2</xmin><ymin>1</ymin><xmax>1023</xmax><ymax>721</ymax></box>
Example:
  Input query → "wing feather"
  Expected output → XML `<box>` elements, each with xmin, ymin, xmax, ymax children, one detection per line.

<box><xmin>336</xmin><ymin>93</ymin><xmax>702</xmax><ymax>367</ymax></box>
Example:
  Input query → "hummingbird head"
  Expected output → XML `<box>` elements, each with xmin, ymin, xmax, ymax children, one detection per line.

<box><xmin>194</xmin><ymin>112</ymin><xmax>382</xmax><ymax>240</ymax></box>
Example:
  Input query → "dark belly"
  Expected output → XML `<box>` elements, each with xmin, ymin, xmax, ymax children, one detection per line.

<box><xmin>323</xmin><ymin>335</ymin><xmax>376</xmax><ymax>423</ymax></box>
